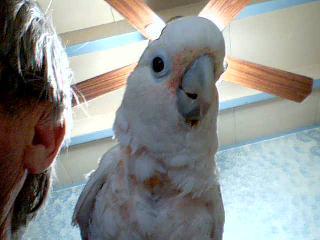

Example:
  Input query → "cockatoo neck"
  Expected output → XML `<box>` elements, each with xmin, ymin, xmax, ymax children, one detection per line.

<box><xmin>114</xmin><ymin>102</ymin><xmax>218</xmax><ymax>158</ymax></box>
<box><xmin>114</xmin><ymin>105</ymin><xmax>219</xmax><ymax>196</ymax></box>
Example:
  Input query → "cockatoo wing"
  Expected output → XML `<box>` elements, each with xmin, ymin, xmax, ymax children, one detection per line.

<box><xmin>72</xmin><ymin>145</ymin><xmax>120</xmax><ymax>238</ymax></box>
<box><xmin>211</xmin><ymin>185</ymin><xmax>225</xmax><ymax>240</ymax></box>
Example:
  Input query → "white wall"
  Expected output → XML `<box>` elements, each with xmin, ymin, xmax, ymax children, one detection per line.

<box><xmin>36</xmin><ymin>0</ymin><xmax>117</xmax><ymax>33</ymax></box>
<box><xmin>229</xmin><ymin>1</ymin><xmax>320</xmax><ymax>78</ymax></box>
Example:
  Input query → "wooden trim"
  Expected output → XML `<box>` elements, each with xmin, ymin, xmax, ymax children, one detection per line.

<box><xmin>199</xmin><ymin>0</ymin><xmax>251</xmax><ymax>29</ymax></box>
<box><xmin>105</xmin><ymin>0</ymin><xmax>162</xmax><ymax>40</ymax></box>
<box><xmin>72</xmin><ymin>63</ymin><xmax>137</xmax><ymax>106</ymax></box>
<box><xmin>223</xmin><ymin>57</ymin><xmax>313</xmax><ymax>102</ymax></box>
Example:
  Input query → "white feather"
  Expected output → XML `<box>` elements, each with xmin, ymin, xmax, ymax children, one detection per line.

<box><xmin>73</xmin><ymin>16</ymin><xmax>225</xmax><ymax>240</ymax></box>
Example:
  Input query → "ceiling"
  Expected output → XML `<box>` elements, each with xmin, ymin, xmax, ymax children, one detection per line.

<box><xmin>36</xmin><ymin>0</ymin><xmax>270</xmax><ymax>34</ymax></box>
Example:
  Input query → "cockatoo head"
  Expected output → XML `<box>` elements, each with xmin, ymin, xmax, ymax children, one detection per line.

<box><xmin>115</xmin><ymin>16</ymin><xmax>225</xmax><ymax>155</ymax></box>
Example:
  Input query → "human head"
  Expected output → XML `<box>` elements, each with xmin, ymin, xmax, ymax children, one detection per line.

<box><xmin>0</xmin><ymin>0</ymin><xmax>72</xmax><ymax>238</ymax></box>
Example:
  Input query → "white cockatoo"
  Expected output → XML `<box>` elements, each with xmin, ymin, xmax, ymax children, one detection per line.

<box><xmin>73</xmin><ymin>16</ymin><xmax>226</xmax><ymax>240</ymax></box>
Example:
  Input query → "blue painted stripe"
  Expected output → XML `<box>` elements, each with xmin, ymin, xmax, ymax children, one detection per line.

<box><xmin>219</xmin><ymin>93</ymin><xmax>274</xmax><ymax>111</ymax></box>
<box><xmin>237</xmin><ymin>0</ymin><xmax>320</xmax><ymax>20</ymax></box>
<box><xmin>65</xmin><ymin>0</ymin><xmax>320</xmax><ymax>57</ymax></box>
<box><xmin>314</xmin><ymin>78</ymin><xmax>320</xmax><ymax>88</ymax></box>
<box><xmin>53</xmin><ymin>182</ymin><xmax>85</xmax><ymax>192</ymax></box>
<box><xmin>66</xmin><ymin>32</ymin><xmax>146</xmax><ymax>57</ymax></box>
<box><xmin>220</xmin><ymin>79</ymin><xmax>320</xmax><ymax>111</ymax></box>
<box><xmin>68</xmin><ymin>79</ymin><xmax>320</xmax><ymax>146</ymax></box>
<box><xmin>69</xmin><ymin>129</ymin><xmax>114</xmax><ymax>146</ymax></box>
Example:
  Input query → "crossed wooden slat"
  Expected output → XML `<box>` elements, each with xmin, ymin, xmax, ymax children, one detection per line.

<box><xmin>72</xmin><ymin>0</ymin><xmax>313</xmax><ymax>106</ymax></box>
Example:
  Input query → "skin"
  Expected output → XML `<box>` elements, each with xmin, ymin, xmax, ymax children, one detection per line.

<box><xmin>0</xmin><ymin>103</ymin><xmax>65</xmax><ymax>239</ymax></box>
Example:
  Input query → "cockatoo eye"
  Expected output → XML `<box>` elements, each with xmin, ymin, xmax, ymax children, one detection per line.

<box><xmin>152</xmin><ymin>57</ymin><xmax>164</xmax><ymax>73</ymax></box>
<box><xmin>150</xmin><ymin>51</ymin><xmax>171</xmax><ymax>79</ymax></box>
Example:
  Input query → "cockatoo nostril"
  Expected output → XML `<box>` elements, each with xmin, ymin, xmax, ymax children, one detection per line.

<box><xmin>185</xmin><ymin>92</ymin><xmax>198</xmax><ymax>100</ymax></box>
<box><xmin>178</xmin><ymin>86</ymin><xmax>198</xmax><ymax>99</ymax></box>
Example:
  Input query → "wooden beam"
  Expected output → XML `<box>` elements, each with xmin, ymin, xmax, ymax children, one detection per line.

<box><xmin>105</xmin><ymin>0</ymin><xmax>164</xmax><ymax>40</ymax></box>
<box><xmin>72</xmin><ymin>63</ymin><xmax>137</xmax><ymax>106</ymax></box>
<box><xmin>72</xmin><ymin>57</ymin><xmax>313</xmax><ymax>107</ymax></box>
<box><xmin>223</xmin><ymin>57</ymin><xmax>313</xmax><ymax>102</ymax></box>
<box><xmin>199</xmin><ymin>0</ymin><xmax>251</xmax><ymax>30</ymax></box>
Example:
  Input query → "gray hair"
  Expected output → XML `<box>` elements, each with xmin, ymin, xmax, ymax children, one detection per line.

<box><xmin>0</xmin><ymin>0</ymin><xmax>73</xmax><ymax>237</ymax></box>
<box><xmin>0</xmin><ymin>0</ymin><xmax>72</xmax><ymax>122</ymax></box>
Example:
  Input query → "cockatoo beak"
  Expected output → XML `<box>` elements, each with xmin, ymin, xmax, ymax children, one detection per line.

<box><xmin>177</xmin><ymin>55</ymin><xmax>214</xmax><ymax>126</ymax></box>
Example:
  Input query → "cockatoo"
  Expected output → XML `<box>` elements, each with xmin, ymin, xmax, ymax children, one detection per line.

<box><xmin>73</xmin><ymin>16</ymin><xmax>225</xmax><ymax>240</ymax></box>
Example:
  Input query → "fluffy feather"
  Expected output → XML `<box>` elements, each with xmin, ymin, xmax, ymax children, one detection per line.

<box><xmin>73</xmin><ymin>16</ymin><xmax>225</xmax><ymax>240</ymax></box>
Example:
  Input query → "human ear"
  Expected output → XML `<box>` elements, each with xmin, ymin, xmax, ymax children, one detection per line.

<box><xmin>23</xmin><ymin>117</ymin><xmax>66</xmax><ymax>174</ymax></box>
